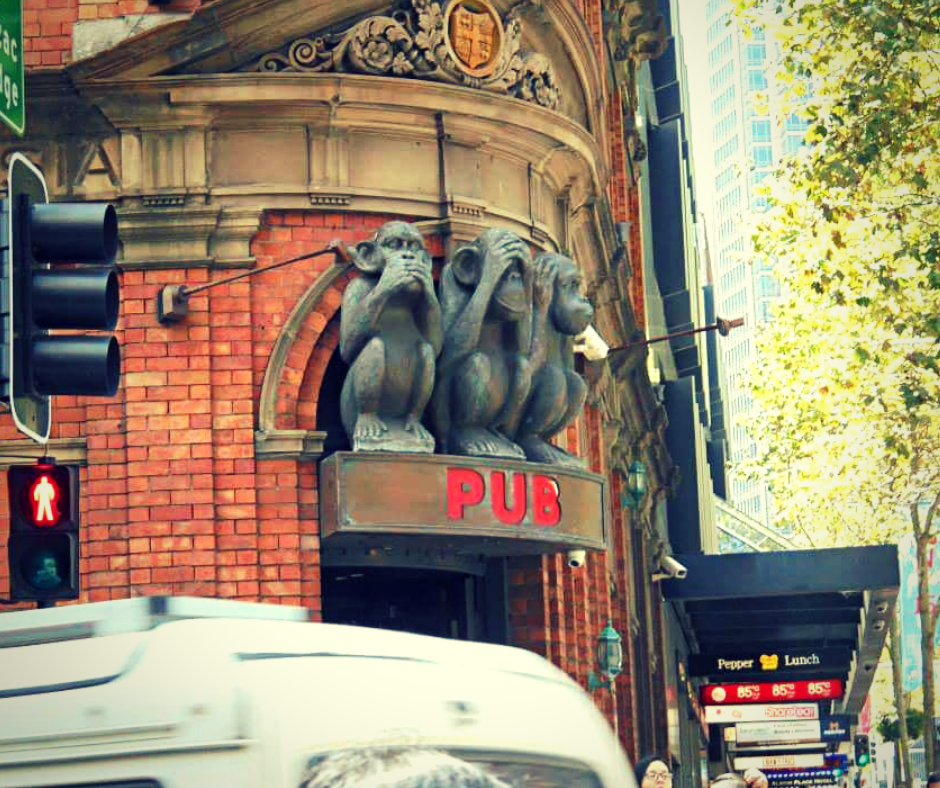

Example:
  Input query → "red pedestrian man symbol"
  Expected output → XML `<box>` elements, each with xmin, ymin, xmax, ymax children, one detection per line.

<box><xmin>31</xmin><ymin>474</ymin><xmax>60</xmax><ymax>525</ymax></box>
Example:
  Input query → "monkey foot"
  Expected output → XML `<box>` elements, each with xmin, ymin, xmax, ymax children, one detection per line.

<box><xmin>449</xmin><ymin>428</ymin><xmax>526</xmax><ymax>461</ymax></box>
<box><xmin>354</xmin><ymin>414</ymin><xmax>388</xmax><ymax>442</ymax></box>
<box><xmin>403</xmin><ymin>416</ymin><xmax>434</xmax><ymax>443</ymax></box>
<box><xmin>352</xmin><ymin>415</ymin><xmax>435</xmax><ymax>454</ymax></box>
<box><xmin>517</xmin><ymin>436</ymin><xmax>587</xmax><ymax>468</ymax></box>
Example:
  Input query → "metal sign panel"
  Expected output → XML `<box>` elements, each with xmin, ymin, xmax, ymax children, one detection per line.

<box><xmin>7</xmin><ymin>153</ymin><xmax>50</xmax><ymax>443</ymax></box>
<box><xmin>702</xmin><ymin>679</ymin><xmax>844</xmax><ymax>705</ymax></box>
<box><xmin>734</xmin><ymin>754</ymin><xmax>825</xmax><ymax>771</ymax></box>
<box><xmin>689</xmin><ymin>647</ymin><xmax>851</xmax><ymax>678</ymax></box>
<box><xmin>319</xmin><ymin>452</ymin><xmax>608</xmax><ymax>553</ymax></box>
<box><xmin>735</xmin><ymin>719</ymin><xmax>822</xmax><ymax>745</ymax></box>
<box><xmin>0</xmin><ymin>0</ymin><xmax>23</xmax><ymax>135</ymax></box>
<box><xmin>705</xmin><ymin>703</ymin><xmax>819</xmax><ymax>725</ymax></box>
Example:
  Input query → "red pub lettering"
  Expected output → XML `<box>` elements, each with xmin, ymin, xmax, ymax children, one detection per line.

<box><xmin>446</xmin><ymin>467</ymin><xmax>561</xmax><ymax>527</ymax></box>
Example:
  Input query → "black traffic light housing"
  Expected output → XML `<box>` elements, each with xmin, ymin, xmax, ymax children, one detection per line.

<box><xmin>854</xmin><ymin>733</ymin><xmax>871</xmax><ymax>768</ymax></box>
<box><xmin>7</xmin><ymin>462</ymin><xmax>80</xmax><ymax>602</ymax></box>
<box><xmin>5</xmin><ymin>152</ymin><xmax>120</xmax><ymax>443</ymax></box>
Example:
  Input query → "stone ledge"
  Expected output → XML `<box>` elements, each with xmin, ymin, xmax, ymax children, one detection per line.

<box><xmin>254</xmin><ymin>429</ymin><xmax>327</xmax><ymax>461</ymax></box>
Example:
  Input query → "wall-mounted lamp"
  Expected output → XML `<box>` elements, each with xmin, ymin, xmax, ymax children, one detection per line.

<box><xmin>620</xmin><ymin>460</ymin><xmax>648</xmax><ymax>510</ymax></box>
<box><xmin>588</xmin><ymin>619</ymin><xmax>623</xmax><ymax>691</ymax></box>
<box><xmin>607</xmin><ymin>316</ymin><xmax>745</xmax><ymax>356</ymax></box>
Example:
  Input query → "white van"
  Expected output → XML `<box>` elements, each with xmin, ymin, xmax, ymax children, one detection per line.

<box><xmin>0</xmin><ymin>596</ymin><xmax>635</xmax><ymax>788</ymax></box>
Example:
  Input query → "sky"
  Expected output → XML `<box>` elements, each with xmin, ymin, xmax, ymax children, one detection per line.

<box><xmin>675</xmin><ymin>0</ymin><xmax>716</xmax><ymax>243</ymax></box>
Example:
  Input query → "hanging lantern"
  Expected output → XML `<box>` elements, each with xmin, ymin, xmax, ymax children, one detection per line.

<box><xmin>622</xmin><ymin>460</ymin><xmax>648</xmax><ymax>510</ymax></box>
<box><xmin>589</xmin><ymin>619</ymin><xmax>623</xmax><ymax>691</ymax></box>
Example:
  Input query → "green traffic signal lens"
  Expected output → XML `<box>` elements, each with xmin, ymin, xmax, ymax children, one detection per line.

<box><xmin>21</xmin><ymin>543</ymin><xmax>69</xmax><ymax>592</ymax></box>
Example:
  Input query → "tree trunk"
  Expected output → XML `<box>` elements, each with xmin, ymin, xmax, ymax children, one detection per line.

<box><xmin>890</xmin><ymin>610</ymin><xmax>913</xmax><ymax>788</ymax></box>
<box><xmin>916</xmin><ymin>529</ymin><xmax>937</xmax><ymax>774</ymax></box>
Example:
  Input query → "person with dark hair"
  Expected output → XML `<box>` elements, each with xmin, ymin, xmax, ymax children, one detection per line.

<box><xmin>634</xmin><ymin>754</ymin><xmax>769</xmax><ymax>788</ymax></box>
<box><xmin>926</xmin><ymin>772</ymin><xmax>940</xmax><ymax>788</ymax></box>
<box><xmin>634</xmin><ymin>753</ymin><xmax>675</xmax><ymax>788</ymax></box>
<box><xmin>298</xmin><ymin>746</ymin><xmax>513</xmax><ymax>788</ymax></box>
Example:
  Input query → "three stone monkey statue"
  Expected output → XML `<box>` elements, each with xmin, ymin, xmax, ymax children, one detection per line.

<box><xmin>337</xmin><ymin>221</ymin><xmax>594</xmax><ymax>465</ymax></box>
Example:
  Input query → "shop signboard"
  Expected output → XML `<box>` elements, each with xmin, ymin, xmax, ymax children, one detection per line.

<box><xmin>733</xmin><ymin>754</ymin><xmax>825</xmax><ymax>771</ymax></box>
<box><xmin>763</xmin><ymin>770</ymin><xmax>840</xmax><ymax>788</ymax></box>
<box><xmin>701</xmin><ymin>679</ymin><xmax>843</xmax><ymax>705</ymax></box>
<box><xmin>735</xmin><ymin>719</ymin><xmax>822</xmax><ymax>745</ymax></box>
<box><xmin>819</xmin><ymin>714</ymin><xmax>851</xmax><ymax>743</ymax></box>
<box><xmin>704</xmin><ymin>703</ymin><xmax>819</xmax><ymax>725</ymax></box>
<box><xmin>689</xmin><ymin>648</ymin><xmax>851</xmax><ymax>678</ymax></box>
<box><xmin>320</xmin><ymin>452</ymin><xmax>608</xmax><ymax>554</ymax></box>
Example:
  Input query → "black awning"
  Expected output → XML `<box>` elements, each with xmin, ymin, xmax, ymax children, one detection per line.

<box><xmin>661</xmin><ymin>545</ymin><xmax>899</xmax><ymax>717</ymax></box>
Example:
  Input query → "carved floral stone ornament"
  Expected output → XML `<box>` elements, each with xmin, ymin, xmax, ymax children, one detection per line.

<box><xmin>251</xmin><ymin>0</ymin><xmax>560</xmax><ymax>110</ymax></box>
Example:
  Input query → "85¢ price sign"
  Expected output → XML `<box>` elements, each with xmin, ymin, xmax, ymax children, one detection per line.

<box><xmin>701</xmin><ymin>679</ymin><xmax>844</xmax><ymax>705</ymax></box>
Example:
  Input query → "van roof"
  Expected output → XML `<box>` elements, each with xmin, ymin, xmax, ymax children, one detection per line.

<box><xmin>0</xmin><ymin>595</ymin><xmax>310</xmax><ymax>648</ymax></box>
<box><xmin>0</xmin><ymin>597</ymin><xmax>573</xmax><ymax>695</ymax></box>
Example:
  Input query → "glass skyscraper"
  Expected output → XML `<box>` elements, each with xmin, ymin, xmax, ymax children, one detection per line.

<box><xmin>704</xmin><ymin>0</ymin><xmax>807</xmax><ymax>526</ymax></box>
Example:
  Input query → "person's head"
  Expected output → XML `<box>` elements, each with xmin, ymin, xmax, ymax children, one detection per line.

<box><xmin>927</xmin><ymin>773</ymin><xmax>940</xmax><ymax>788</ymax></box>
<box><xmin>635</xmin><ymin>754</ymin><xmax>674</xmax><ymax>788</ymax></box>
<box><xmin>711</xmin><ymin>774</ymin><xmax>747</xmax><ymax>788</ymax></box>
<box><xmin>299</xmin><ymin>747</ymin><xmax>513</xmax><ymax>788</ymax></box>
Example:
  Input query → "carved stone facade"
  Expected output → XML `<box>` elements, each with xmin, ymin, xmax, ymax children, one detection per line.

<box><xmin>251</xmin><ymin>0</ymin><xmax>561</xmax><ymax>111</ymax></box>
<box><xmin>1</xmin><ymin>0</ymin><xmax>674</xmax><ymax>762</ymax></box>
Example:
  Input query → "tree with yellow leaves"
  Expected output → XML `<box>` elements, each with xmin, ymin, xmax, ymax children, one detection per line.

<box><xmin>733</xmin><ymin>0</ymin><xmax>940</xmax><ymax>776</ymax></box>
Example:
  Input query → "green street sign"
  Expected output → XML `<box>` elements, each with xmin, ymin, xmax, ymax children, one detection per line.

<box><xmin>0</xmin><ymin>0</ymin><xmax>23</xmax><ymax>136</ymax></box>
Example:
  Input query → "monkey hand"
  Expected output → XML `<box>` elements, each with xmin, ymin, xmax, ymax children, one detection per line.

<box><xmin>490</xmin><ymin>234</ymin><xmax>530</xmax><ymax>268</ymax></box>
<box><xmin>533</xmin><ymin>263</ymin><xmax>554</xmax><ymax>314</ymax></box>
<box><xmin>405</xmin><ymin>258</ymin><xmax>434</xmax><ymax>293</ymax></box>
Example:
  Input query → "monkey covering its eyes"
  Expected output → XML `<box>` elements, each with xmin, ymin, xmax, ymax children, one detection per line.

<box><xmin>428</xmin><ymin>228</ymin><xmax>534</xmax><ymax>460</ymax></box>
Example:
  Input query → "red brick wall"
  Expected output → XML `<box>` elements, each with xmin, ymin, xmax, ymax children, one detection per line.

<box><xmin>25</xmin><ymin>0</ymin><xmax>204</xmax><ymax>68</ymax></box>
<box><xmin>0</xmin><ymin>210</ymin><xmax>407</xmax><ymax>610</ymax></box>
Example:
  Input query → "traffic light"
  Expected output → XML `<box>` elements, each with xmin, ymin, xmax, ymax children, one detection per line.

<box><xmin>7</xmin><ymin>462</ymin><xmax>80</xmax><ymax>602</ymax></box>
<box><xmin>5</xmin><ymin>151</ymin><xmax>120</xmax><ymax>444</ymax></box>
<box><xmin>854</xmin><ymin>733</ymin><xmax>871</xmax><ymax>768</ymax></box>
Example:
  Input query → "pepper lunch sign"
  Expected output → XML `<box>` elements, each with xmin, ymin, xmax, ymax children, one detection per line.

<box><xmin>319</xmin><ymin>452</ymin><xmax>608</xmax><ymax>553</ymax></box>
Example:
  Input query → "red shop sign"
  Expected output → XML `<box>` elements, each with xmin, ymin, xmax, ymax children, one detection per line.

<box><xmin>701</xmin><ymin>679</ymin><xmax>844</xmax><ymax>705</ymax></box>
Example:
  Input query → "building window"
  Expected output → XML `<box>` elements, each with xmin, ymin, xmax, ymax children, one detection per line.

<box><xmin>747</xmin><ymin>69</ymin><xmax>767</xmax><ymax>91</ymax></box>
<box><xmin>785</xmin><ymin>113</ymin><xmax>806</xmax><ymax>132</ymax></box>
<box><xmin>784</xmin><ymin>136</ymin><xmax>804</xmax><ymax>155</ymax></box>
<box><xmin>753</xmin><ymin>145</ymin><xmax>773</xmax><ymax>168</ymax></box>
<box><xmin>751</xmin><ymin>120</ymin><xmax>771</xmax><ymax>143</ymax></box>
<box><xmin>708</xmin><ymin>15</ymin><xmax>729</xmax><ymax>43</ymax></box>
<box><xmin>746</xmin><ymin>44</ymin><xmax>766</xmax><ymax>66</ymax></box>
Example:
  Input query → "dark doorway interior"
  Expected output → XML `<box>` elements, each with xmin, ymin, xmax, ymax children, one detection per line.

<box><xmin>322</xmin><ymin>565</ymin><xmax>504</xmax><ymax>642</ymax></box>
<box><xmin>316</xmin><ymin>345</ymin><xmax>350</xmax><ymax>458</ymax></box>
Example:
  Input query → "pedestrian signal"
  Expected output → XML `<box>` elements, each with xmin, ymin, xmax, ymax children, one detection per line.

<box><xmin>854</xmin><ymin>733</ymin><xmax>870</xmax><ymax>768</ymax></box>
<box><xmin>7</xmin><ymin>463</ymin><xmax>79</xmax><ymax>602</ymax></box>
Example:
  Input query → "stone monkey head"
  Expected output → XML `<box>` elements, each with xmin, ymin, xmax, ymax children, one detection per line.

<box><xmin>533</xmin><ymin>252</ymin><xmax>594</xmax><ymax>336</ymax></box>
<box><xmin>351</xmin><ymin>221</ymin><xmax>430</xmax><ymax>293</ymax></box>
<box><xmin>451</xmin><ymin>228</ymin><xmax>532</xmax><ymax>323</ymax></box>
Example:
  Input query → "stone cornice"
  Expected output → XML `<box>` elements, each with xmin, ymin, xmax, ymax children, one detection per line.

<box><xmin>254</xmin><ymin>429</ymin><xmax>328</xmax><ymax>460</ymax></box>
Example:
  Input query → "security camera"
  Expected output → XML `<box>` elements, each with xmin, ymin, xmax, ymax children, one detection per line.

<box><xmin>573</xmin><ymin>325</ymin><xmax>609</xmax><ymax>361</ymax></box>
<box><xmin>659</xmin><ymin>554</ymin><xmax>687</xmax><ymax>580</ymax></box>
<box><xmin>567</xmin><ymin>549</ymin><xmax>587</xmax><ymax>569</ymax></box>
